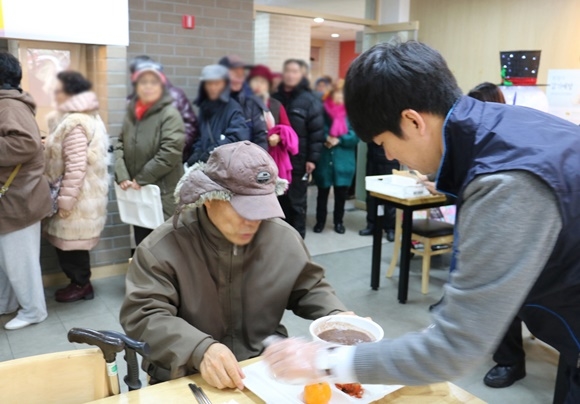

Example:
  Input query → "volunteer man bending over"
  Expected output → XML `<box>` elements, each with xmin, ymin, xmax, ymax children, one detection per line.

<box><xmin>120</xmin><ymin>141</ymin><xmax>346</xmax><ymax>389</ymax></box>
<box><xmin>265</xmin><ymin>41</ymin><xmax>580</xmax><ymax>403</ymax></box>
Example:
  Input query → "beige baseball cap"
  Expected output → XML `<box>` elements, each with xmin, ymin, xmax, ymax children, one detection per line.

<box><xmin>174</xmin><ymin>141</ymin><xmax>288</xmax><ymax>223</ymax></box>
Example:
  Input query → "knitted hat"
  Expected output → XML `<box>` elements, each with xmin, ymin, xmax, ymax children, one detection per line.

<box><xmin>247</xmin><ymin>64</ymin><xmax>274</xmax><ymax>86</ymax></box>
<box><xmin>131</xmin><ymin>61</ymin><xmax>167</xmax><ymax>85</ymax></box>
<box><xmin>174</xmin><ymin>141</ymin><xmax>288</xmax><ymax>226</ymax></box>
<box><xmin>200</xmin><ymin>64</ymin><xmax>229</xmax><ymax>82</ymax></box>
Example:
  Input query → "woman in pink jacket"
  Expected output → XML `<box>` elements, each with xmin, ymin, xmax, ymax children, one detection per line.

<box><xmin>44</xmin><ymin>71</ymin><xmax>109</xmax><ymax>303</ymax></box>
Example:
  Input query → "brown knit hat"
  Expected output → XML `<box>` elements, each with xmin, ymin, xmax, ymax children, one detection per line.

<box><xmin>174</xmin><ymin>141</ymin><xmax>288</xmax><ymax>226</ymax></box>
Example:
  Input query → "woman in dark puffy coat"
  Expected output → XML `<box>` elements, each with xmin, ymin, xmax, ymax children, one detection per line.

<box><xmin>186</xmin><ymin>65</ymin><xmax>250</xmax><ymax>166</ymax></box>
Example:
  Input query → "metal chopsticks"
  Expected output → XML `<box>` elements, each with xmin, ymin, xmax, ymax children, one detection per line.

<box><xmin>189</xmin><ymin>383</ymin><xmax>213</xmax><ymax>404</ymax></box>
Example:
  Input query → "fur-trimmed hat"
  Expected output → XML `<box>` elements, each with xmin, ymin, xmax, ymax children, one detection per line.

<box><xmin>174</xmin><ymin>141</ymin><xmax>288</xmax><ymax>227</ymax></box>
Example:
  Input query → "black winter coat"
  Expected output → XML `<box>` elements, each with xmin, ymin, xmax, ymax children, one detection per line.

<box><xmin>366</xmin><ymin>142</ymin><xmax>399</xmax><ymax>176</ymax></box>
<box><xmin>231</xmin><ymin>83</ymin><xmax>268</xmax><ymax>150</ymax></box>
<box><xmin>272</xmin><ymin>79</ymin><xmax>325</xmax><ymax>176</ymax></box>
<box><xmin>187</xmin><ymin>87</ymin><xmax>250</xmax><ymax>165</ymax></box>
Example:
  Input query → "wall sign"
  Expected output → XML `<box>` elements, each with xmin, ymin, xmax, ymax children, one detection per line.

<box><xmin>0</xmin><ymin>0</ymin><xmax>129</xmax><ymax>46</ymax></box>
<box><xmin>546</xmin><ymin>69</ymin><xmax>580</xmax><ymax>124</ymax></box>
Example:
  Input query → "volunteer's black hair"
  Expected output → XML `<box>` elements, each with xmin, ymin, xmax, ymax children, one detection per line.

<box><xmin>57</xmin><ymin>71</ymin><xmax>92</xmax><ymax>95</ymax></box>
<box><xmin>344</xmin><ymin>41</ymin><xmax>462</xmax><ymax>142</ymax></box>
<box><xmin>0</xmin><ymin>52</ymin><xmax>22</xmax><ymax>89</ymax></box>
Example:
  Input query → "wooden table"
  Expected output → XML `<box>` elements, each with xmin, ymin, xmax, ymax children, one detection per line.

<box><xmin>89</xmin><ymin>358</ymin><xmax>485</xmax><ymax>404</ymax></box>
<box><xmin>369</xmin><ymin>192</ymin><xmax>452</xmax><ymax>303</ymax></box>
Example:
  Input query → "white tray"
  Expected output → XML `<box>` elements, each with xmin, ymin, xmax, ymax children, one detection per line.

<box><xmin>114</xmin><ymin>184</ymin><xmax>165</xmax><ymax>230</ymax></box>
<box><xmin>243</xmin><ymin>360</ymin><xmax>403</xmax><ymax>404</ymax></box>
<box><xmin>365</xmin><ymin>175</ymin><xmax>429</xmax><ymax>199</ymax></box>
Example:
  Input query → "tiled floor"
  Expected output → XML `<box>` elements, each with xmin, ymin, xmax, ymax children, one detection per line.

<box><xmin>0</xmin><ymin>188</ymin><xmax>557</xmax><ymax>403</ymax></box>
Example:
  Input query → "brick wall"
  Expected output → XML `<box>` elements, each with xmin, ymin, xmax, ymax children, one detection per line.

<box><xmin>254</xmin><ymin>12</ymin><xmax>311</xmax><ymax>73</ymax></box>
<box><xmin>321</xmin><ymin>41</ymin><xmax>340</xmax><ymax>80</ymax></box>
<box><xmin>128</xmin><ymin>0</ymin><xmax>255</xmax><ymax>99</ymax></box>
<box><xmin>254</xmin><ymin>12</ymin><xmax>270</xmax><ymax>66</ymax></box>
<box><xmin>40</xmin><ymin>0</ymin><xmax>255</xmax><ymax>278</ymax></box>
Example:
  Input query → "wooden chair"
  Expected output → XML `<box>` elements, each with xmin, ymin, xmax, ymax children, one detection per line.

<box><xmin>0</xmin><ymin>328</ymin><xmax>149</xmax><ymax>404</ymax></box>
<box><xmin>387</xmin><ymin>210</ymin><xmax>454</xmax><ymax>294</ymax></box>
<box><xmin>0</xmin><ymin>348</ymin><xmax>116</xmax><ymax>404</ymax></box>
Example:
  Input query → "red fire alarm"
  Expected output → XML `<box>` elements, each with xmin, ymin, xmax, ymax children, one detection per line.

<box><xmin>182</xmin><ymin>15</ymin><xmax>195</xmax><ymax>30</ymax></box>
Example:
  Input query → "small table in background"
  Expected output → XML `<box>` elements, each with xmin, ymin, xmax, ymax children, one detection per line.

<box><xmin>369</xmin><ymin>191</ymin><xmax>452</xmax><ymax>303</ymax></box>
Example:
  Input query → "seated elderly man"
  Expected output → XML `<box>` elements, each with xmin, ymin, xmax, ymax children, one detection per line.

<box><xmin>120</xmin><ymin>140</ymin><xmax>347</xmax><ymax>389</ymax></box>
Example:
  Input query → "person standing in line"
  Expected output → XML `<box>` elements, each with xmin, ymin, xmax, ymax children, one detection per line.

<box><xmin>43</xmin><ymin>71</ymin><xmax>110</xmax><ymax>303</ymax></box>
<box><xmin>0</xmin><ymin>52</ymin><xmax>52</xmax><ymax>330</ymax></box>
<box><xmin>358</xmin><ymin>142</ymin><xmax>399</xmax><ymax>242</ymax></box>
<box><xmin>128</xmin><ymin>56</ymin><xmax>199</xmax><ymax>164</ymax></box>
<box><xmin>272</xmin><ymin>59</ymin><xmax>325</xmax><ymax>238</ymax></box>
<box><xmin>186</xmin><ymin>65</ymin><xmax>249</xmax><ymax>166</ymax></box>
<box><xmin>313</xmin><ymin>85</ymin><xmax>358</xmax><ymax>234</ymax></box>
<box><xmin>271</xmin><ymin>72</ymin><xmax>283</xmax><ymax>96</ymax></box>
<box><xmin>296</xmin><ymin>59</ymin><xmax>310</xmax><ymax>79</ymax></box>
<box><xmin>219</xmin><ymin>55</ymin><xmax>268</xmax><ymax>150</ymax></box>
<box><xmin>314</xmin><ymin>76</ymin><xmax>333</xmax><ymax>101</ymax></box>
<box><xmin>115</xmin><ymin>63</ymin><xmax>184</xmax><ymax>246</ymax></box>
<box><xmin>467</xmin><ymin>82</ymin><xmax>526</xmax><ymax>389</ymax></box>
<box><xmin>247</xmin><ymin>64</ymin><xmax>299</xmax><ymax>184</ymax></box>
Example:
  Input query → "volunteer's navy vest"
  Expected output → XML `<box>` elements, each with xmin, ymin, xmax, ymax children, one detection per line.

<box><xmin>437</xmin><ymin>96</ymin><xmax>580</xmax><ymax>365</ymax></box>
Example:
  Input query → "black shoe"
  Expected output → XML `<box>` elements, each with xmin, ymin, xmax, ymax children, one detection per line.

<box><xmin>483</xmin><ymin>363</ymin><xmax>526</xmax><ymax>388</ymax></box>
<box><xmin>359</xmin><ymin>227</ymin><xmax>374</xmax><ymax>236</ymax></box>
<box><xmin>386</xmin><ymin>229</ymin><xmax>395</xmax><ymax>242</ymax></box>
<box><xmin>335</xmin><ymin>223</ymin><xmax>346</xmax><ymax>234</ymax></box>
<box><xmin>313</xmin><ymin>223</ymin><xmax>324</xmax><ymax>233</ymax></box>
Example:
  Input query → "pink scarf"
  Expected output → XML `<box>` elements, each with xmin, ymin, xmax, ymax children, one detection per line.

<box><xmin>268</xmin><ymin>125</ymin><xmax>299</xmax><ymax>183</ymax></box>
<box><xmin>324</xmin><ymin>98</ymin><xmax>348</xmax><ymax>137</ymax></box>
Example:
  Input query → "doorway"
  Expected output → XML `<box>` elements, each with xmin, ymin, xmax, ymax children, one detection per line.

<box><xmin>17</xmin><ymin>41</ymin><xmax>87</xmax><ymax>137</ymax></box>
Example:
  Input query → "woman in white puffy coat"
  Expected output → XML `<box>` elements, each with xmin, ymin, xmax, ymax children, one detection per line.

<box><xmin>44</xmin><ymin>71</ymin><xmax>109</xmax><ymax>303</ymax></box>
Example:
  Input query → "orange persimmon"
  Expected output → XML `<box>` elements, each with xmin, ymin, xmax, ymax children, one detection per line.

<box><xmin>304</xmin><ymin>382</ymin><xmax>332</xmax><ymax>404</ymax></box>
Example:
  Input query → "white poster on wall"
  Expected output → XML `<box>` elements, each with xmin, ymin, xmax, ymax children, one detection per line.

<box><xmin>546</xmin><ymin>69</ymin><xmax>580</xmax><ymax>125</ymax></box>
<box><xmin>0</xmin><ymin>0</ymin><xmax>129</xmax><ymax>46</ymax></box>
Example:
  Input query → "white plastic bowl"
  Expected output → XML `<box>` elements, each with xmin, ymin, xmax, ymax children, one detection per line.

<box><xmin>309</xmin><ymin>315</ymin><xmax>384</xmax><ymax>345</ymax></box>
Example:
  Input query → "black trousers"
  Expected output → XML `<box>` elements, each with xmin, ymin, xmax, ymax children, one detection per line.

<box><xmin>316</xmin><ymin>186</ymin><xmax>349</xmax><ymax>226</ymax></box>
<box><xmin>365</xmin><ymin>192</ymin><xmax>396</xmax><ymax>231</ymax></box>
<box><xmin>365</xmin><ymin>158</ymin><xmax>398</xmax><ymax>231</ymax></box>
<box><xmin>55</xmin><ymin>248</ymin><xmax>91</xmax><ymax>286</ymax></box>
<box><xmin>134</xmin><ymin>226</ymin><xmax>154</xmax><ymax>246</ymax></box>
<box><xmin>493</xmin><ymin>317</ymin><xmax>526</xmax><ymax>366</ymax></box>
<box><xmin>554</xmin><ymin>354</ymin><xmax>580</xmax><ymax>404</ymax></box>
<box><xmin>279</xmin><ymin>175</ymin><xmax>308</xmax><ymax>238</ymax></box>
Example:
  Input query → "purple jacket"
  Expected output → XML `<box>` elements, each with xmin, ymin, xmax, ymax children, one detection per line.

<box><xmin>166</xmin><ymin>83</ymin><xmax>199</xmax><ymax>163</ymax></box>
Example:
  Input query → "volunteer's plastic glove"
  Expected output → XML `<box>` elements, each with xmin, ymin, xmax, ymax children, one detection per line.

<box><xmin>263</xmin><ymin>337</ymin><xmax>326</xmax><ymax>384</ymax></box>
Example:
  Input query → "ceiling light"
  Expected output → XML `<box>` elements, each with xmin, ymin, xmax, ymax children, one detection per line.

<box><xmin>331</xmin><ymin>33</ymin><xmax>340</xmax><ymax>38</ymax></box>
<box><xmin>313</xmin><ymin>17</ymin><xmax>325</xmax><ymax>23</ymax></box>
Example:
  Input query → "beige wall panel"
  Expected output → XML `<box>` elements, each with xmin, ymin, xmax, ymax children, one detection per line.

<box><xmin>411</xmin><ymin>0</ymin><xmax>580</xmax><ymax>91</ymax></box>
